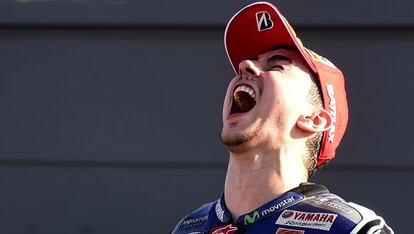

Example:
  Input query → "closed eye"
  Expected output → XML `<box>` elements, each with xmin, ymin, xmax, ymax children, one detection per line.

<box><xmin>271</xmin><ymin>64</ymin><xmax>284</xmax><ymax>71</ymax></box>
<box><xmin>267</xmin><ymin>54</ymin><xmax>292</xmax><ymax>71</ymax></box>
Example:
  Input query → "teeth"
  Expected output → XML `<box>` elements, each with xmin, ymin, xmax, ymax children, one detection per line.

<box><xmin>233</xmin><ymin>85</ymin><xmax>256</xmax><ymax>100</ymax></box>
<box><xmin>248</xmin><ymin>89</ymin><xmax>255</xmax><ymax>99</ymax></box>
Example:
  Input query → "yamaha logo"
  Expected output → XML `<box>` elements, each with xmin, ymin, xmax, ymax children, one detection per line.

<box><xmin>256</xmin><ymin>11</ymin><xmax>273</xmax><ymax>31</ymax></box>
<box><xmin>276</xmin><ymin>210</ymin><xmax>338</xmax><ymax>231</ymax></box>
<box><xmin>282</xmin><ymin>210</ymin><xmax>294</xmax><ymax>218</ymax></box>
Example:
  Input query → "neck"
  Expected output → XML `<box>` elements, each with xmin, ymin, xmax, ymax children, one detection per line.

<box><xmin>224</xmin><ymin>148</ymin><xmax>308</xmax><ymax>221</ymax></box>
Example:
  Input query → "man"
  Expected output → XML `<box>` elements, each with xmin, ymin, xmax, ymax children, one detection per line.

<box><xmin>172</xmin><ymin>2</ymin><xmax>393</xmax><ymax>233</ymax></box>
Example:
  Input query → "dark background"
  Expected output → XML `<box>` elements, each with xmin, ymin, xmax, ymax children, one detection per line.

<box><xmin>0</xmin><ymin>0</ymin><xmax>412</xmax><ymax>233</ymax></box>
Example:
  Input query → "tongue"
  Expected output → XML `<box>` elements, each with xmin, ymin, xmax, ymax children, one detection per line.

<box><xmin>237</xmin><ymin>92</ymin><xmax>256</xmax><ymax>112</ymax></box>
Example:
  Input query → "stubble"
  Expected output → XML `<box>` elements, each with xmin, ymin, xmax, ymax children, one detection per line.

<box><xmin>220</xmin><ymin>126</ymin><xmax>259</xmax><ymax>149</ymax></box>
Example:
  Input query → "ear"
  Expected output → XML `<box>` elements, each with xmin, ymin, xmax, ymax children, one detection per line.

<box><xmin>297</xmin><ymin>109</ymin><xmax>332</xmax><ymax>133</ymax></box>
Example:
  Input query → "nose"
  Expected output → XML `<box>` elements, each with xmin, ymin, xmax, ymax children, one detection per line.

<box><xmin>238</xmin><ymin>60</ymin><xmax>261</xmax><ymax>77</ymax></box>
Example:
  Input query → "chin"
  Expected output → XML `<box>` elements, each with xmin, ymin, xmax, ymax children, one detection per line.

<box><xmin>220</xmin><ymin>128</ymin><xmax>259</xmax><ymax>153</ymax></box>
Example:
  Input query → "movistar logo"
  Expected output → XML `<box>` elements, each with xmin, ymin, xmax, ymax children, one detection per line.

<box><xmin>243</xmin><ymin>211</ymin><xmax>260</xmax><ymax>225</ymax></box>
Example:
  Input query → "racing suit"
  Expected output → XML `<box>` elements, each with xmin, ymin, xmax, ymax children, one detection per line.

<box><xmin>172</xmin><ymin>183</ymin><xmax>393</xmax><ymax>233</ymax></box>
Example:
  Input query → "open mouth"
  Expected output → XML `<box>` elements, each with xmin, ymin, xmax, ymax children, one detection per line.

<box><xmin>230</xmin><ymin>84</ymin><xmax>257</xmax><ymax>115</ymax></box>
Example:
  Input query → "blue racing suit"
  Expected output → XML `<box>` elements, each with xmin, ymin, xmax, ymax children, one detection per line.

<box><xmin>172</xmin><ymin>183</ymin><xmax>393</xmax><ymax>233</ymax></box>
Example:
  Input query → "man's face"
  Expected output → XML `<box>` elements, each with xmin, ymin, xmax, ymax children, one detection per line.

<box><xmin>221</xmin><ymin>48</ymin><xmax>315</xmax><ymax>153</ymax></box>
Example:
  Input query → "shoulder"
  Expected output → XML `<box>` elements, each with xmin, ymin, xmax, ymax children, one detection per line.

<box><xmin>171</xmin><ymin>200</ymin><xmax>217</xmax><ymax>234</ymax></box>
<box><xmin>294</xmin><ymin>191</ymin><xmax>394</xmax><ymax>233</ymax></box>
<box><xmin>347</xmin><ymin>202</ymin><xmax>394</xmax><ymax>234</ymax></box>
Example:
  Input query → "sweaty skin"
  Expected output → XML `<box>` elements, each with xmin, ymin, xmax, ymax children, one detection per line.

<box><xmin>220</xmin><ymin>48</ymin><xmax>332</xmax><ymax>220</ymax></box>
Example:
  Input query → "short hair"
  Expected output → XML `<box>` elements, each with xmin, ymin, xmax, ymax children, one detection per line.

<box><xmin>304</xmin><ymin>74</ymin><xmax>327</xmax><ymax>177</ymax></box>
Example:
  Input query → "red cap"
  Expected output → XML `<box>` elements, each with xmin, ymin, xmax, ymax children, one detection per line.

<box><xmin>224</xmin><ymin>2</ymin><xmax>348</xmax><ymax>166</ymax></box>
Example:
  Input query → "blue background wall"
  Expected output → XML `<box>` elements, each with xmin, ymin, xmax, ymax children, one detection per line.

<box><xmin>1</xmin><ymin>0</ymin><xmax>412</xmax><ymax>233</ymax></box>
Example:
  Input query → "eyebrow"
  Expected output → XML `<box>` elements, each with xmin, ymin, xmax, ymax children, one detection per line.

<box><xmin>267</xmin><ymin>54</ymin><xmax>293</xmax><ymax>64</ymax></box>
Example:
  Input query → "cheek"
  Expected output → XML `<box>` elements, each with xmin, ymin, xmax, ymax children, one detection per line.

<box><xmin>276</xmin><ymin>77</ymin><xmax>310</xmax><ymax>108</ymax></box>
<box><xmin>260</xmin><ymin>82</ymin><xmax>307</xmax><ymax>123</ymax></box>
